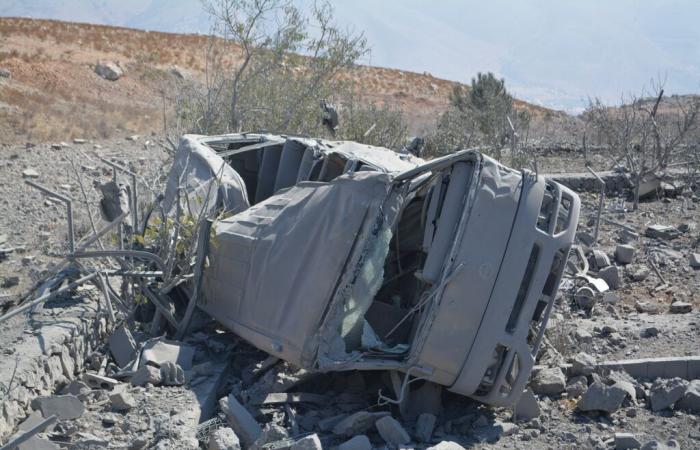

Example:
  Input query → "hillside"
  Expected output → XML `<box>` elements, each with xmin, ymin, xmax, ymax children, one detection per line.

<box><xmin>0</xmin><ymin>17</ymin><xmax>555</xmax><ymax>144</ymax></box>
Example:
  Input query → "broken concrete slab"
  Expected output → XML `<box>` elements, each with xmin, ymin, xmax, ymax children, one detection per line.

<box><xmin>219</xmin><ymin>394</ymin><xmax>262</xmax><ymax>448</ymax></box>
<box><xmin>649</xmin><ymin>378</ymin><xmax>688</xmax><ymax>411</ymax></box>
<box><xmin>376</xmin><ymin>416</ymin><xmax>410</xmax><ymax>446</ymax></box>
<box><xmin>141</xmin><ymin>338</ymin><xmax>195</xmax><ymax>370</ymax></box>
<box><xmin>208</xmin><ymin>427</ymin><xmax>241</xmax><ymax>450</ymax></box>
<box><xmin>83</xmin><ymin>373</ymin><xmax>119</xmax><ymax>390</ymax></box>
<box><xmin>415</xmin><ymin>413</ymin><xmax>436</xmax><ymax>443</ymax></box>
<box><xmin>338</xmin><ymin>435</ymin><xmax>372</xmax><ymax>450</ymax></box>
<box><xmin>22</xmin><ymin>168</ymin><xmax>40</xmax><ymax>178</ymax></box>
<box><xmin>34</xmin><ymin>394</ymin><xmax>84</xmax><ymax>420</ymax></box>
<box><xmin>645</xmin><ymin>225</ymin><xmax>680</xmax><ymax>240</ymax></box>
<box><xmin>332</xmin><ymin>411</ymin><xmax>390</xmax><ymax>437</ymax></box>
<box><xmin>108</xmin><ymin>324</ymin><xmax>137</xmax><ymax>368</ymax></box>
<box><xmin>530</xmin><ymin>367</ymin><xmax>566</xmax><ymax>395</ymax></box>
<box><xmin>577</xmin><ymin>381</ymin><xmax>628</xmax><ymax>413</ymax></box>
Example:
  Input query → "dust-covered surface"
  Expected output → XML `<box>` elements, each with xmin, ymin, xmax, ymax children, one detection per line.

<box><xmin>1</xmin><ymin>137</ymin><xmax>699</xmax><ymax>449</ymax></box>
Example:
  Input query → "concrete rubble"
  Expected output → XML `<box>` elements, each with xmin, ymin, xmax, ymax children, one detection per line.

<box><xmin>2</xmin><ymin>133</ymin><xmax>699</xmax><ymax>449</ymax></box>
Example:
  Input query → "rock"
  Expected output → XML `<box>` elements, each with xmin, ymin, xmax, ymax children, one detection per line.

<box><xmin>251</xmin><ymin>424</ymin><xmax>287</xmax><ymax>449</ymax></box>
<box><xmin>645</xmin><ymin>225</ymin><xmax>679</xmax><ymax>240</ymax></box>
<box><xmin>640</xmin><ymin>440</ymin><xmax>679</xmax><ymax>450</ymax></box>
<box><xmin>2</xmin><ymin>276</ymin><xmax>19</xmax><ymax>288</ymax></box>
<box><xmin>290</xmin><ymin>434</ymin><xmax>322</xmax><ymax>450</ymax></box>
<box><xmin>66</xmin><ymin>380</ymin><xmax>90</xmax><ymax>396</ymax></box>
<box><xmin>22</xmin><ymin>168</ymin><xmax>39</xmax><ymax>178</ymax></box>
<box><xmin>615</xmin><ymin>244</ymin><xmax>636</xmax><ymax>264</ymax></box>
<box><xmin>95</xmin><ymin>62</ymin><xmax>124</xmax><ymax>81</ymax></box>
<box><xmin>338</xmin><ymin>435</ymin><xmax>372</xmax><ymax>450</ymax></box>
<box><xmin>427</xmin><ymin>441</ymin><xmax>467</xmax><ymax>450</ymax></box>
<box><xmin>415</xmin><ymin>413</ymin><xmax>436</xmax><ymax>443</ymax></box>
<box><xmin>73</xmin><ymin>138</ymin><xmax>87</xmax><ymax>144</ymax></box>
<box><xmin>332</xmin><ymin>411</ymin><xmax>389</xmax><ymax>436</ymax></box>
<box><xmin>676</xmin><ymin>380</ymin><xmax>700</xmax><ymax>412</ymax></box>
<box><xmin>566</xmin><ymin>375</ymin><xmax>588</xmax><ymax>398</ymax></box>
<box><xmin>208</xmin><ymin>428</ymin><xmax>241</xmax><ymax>450</ymax></box>
<box><xmin>530</xmin><ymin>367</ymin><xmax>566</xmax><ymax>395</ymax></box>
<box><xmin>317</xmin><ymin>414</ymin><xmax>345</xmax><ymax>432</ymax></box>
<box><xmin>34</xmin><ymin>394</ymin><xmax>85</xmax><ymax>419</ymax></box>
<box><xmin>160</xmin><ymin>361</ymin><xmax>185</xmax><ymax>386</ymax></box>
<box><xmin>669</xmin><ymin>301</ymin><xmax>692</xmax><ymax>314</ymax></box>
<box><xmin>110</xmin><ymin>391</ymin><xmax>137</xmax><ymax>412</ymax></box>
<box><xmin>513</xmin><ymin>388</ymin><xmax>540</xmax><ymax>421</ymax></box>
<box><xmin>599</xmin><ymin>266</ymin><xmax>621</xmax><ymax>290</ymax></box>
<box><xmin>570</xmin><ymin>352</ymin><xmax>596</xmax><ymax>376</ymax></box>
<box><xmin>126</xmin><ymin>135</ymin><xmax>140</xmax><ymax>141</ymax></box>
<box><xmin>640</xmin><ymin>326</ymin><xmax>659</xmax><ymax>338</ymax></box>
<box><xmin>575</xmin><ymin>329</ymin><xmax>594</xmax><ymax>344</ymax></box>
<box><xmin>629</xmin><ymin>266</ymin><xmax>650</xmax><ymax>282</ymax></box>
<box><xmin>575</xmin><ymin>286</ymin><xmax>597</xmax><ymax>309</ymax></box>
<box><xmin>603</xmin><ymin>292</ymin><xmax>620</xmax><ymax>304</ymax></box>
<box><xmin>577</xmin><ymin>381</ymin><xmax>628</xmax><ymax>413</ymax></box>
<box><xmin>219</xmin><ymin>394</ymin><xmax>262</xmax><ymax>447</ymax></box>
<box><xmin>0</xmin><ymin>68</ymin><xmax>10</xmax><ymax>78</ymax></box>
<box><xmin>690</xmin><ymin>253</ymin><xmax>700</xmax><ymax>269</ymax></box>
<box><xmin>375</xmin><ymin>416</ymin><xmax>410</xmax><ymax>446</ymax></box>
<box><xmin>649</xmin><ymin>378</ymin><xmax>688</xmax><ymax>411</ymax></box>
<box><xmin>635</xmin><ymin>301</ymin><xmax>659</xmax><ymax>314</ymax></box>
<box><xmin>131</xmin><ymin>365</ymin><xmax>162</xmax><ymax>386</ymax></box>
<box><xmin>615</xmin><ymin>432</ymin><xmax>641</xmax><ymax>449</ymax></box>
<box><xmin>108</xmin><ymin>324</ymin><xmax>137</xmax><ymax>368</ymax></box>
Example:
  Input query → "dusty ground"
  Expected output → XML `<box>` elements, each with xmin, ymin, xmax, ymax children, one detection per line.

<box><xmin>1</xmin><ymin>133</ymin><xmax>699</xmax><ymax>449</ymax></box>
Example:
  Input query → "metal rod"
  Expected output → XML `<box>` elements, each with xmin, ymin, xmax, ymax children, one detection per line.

<box><xmin>585</xmin><ymin>165</ymin><xmax>606</xmax><ymax>246</ymax></box>
<box><xmin>25</xmin><ymin>180</ymin><xmax>75</xmax><ymax>253</ymax></box>
<box><xmin>141</xmin><ymin>285</ymin><xmax>179</xmax><ymax>329</ymax></box>
<box><xmin>0</xmin><ymin>415</ymin><xmax>57</xmax><ymax>450</ymax></box>
<box><xmin>71</xmin><ymin>250</ymin><xmax>166</xmax><ymax>273</ymax></box>
<box><xmin>75</xmin><ymin>211</ymin><xmax>128</xmax><ymax>253</ymax></box>
<box><xmin>97</xmin><ymin>273</ymin><xmax>116</xmax><ymax>323</ymax></box>
<box><xmin>0</xmin><ymin>273</ymin><xmax>98</xmax><ymax>324</ymax></box>
<box><xmin>176</xmin><ymin>219</ymin><xmax>212</xmax><ymax>339</ymax></box>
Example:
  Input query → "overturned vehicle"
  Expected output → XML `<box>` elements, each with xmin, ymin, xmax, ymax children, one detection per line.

<box><xmin>163</xmin><ymin>133</ymin><xmax>580</xmax><ymax>406</ymax></box>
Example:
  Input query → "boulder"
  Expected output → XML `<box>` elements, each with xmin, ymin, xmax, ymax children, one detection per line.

<box><xmin>650</xmin><ymin>378</ymin><xmax>688</xmax><ymax>411</ymax></box>
<box><xmin>577</xmin><ymin>381</ymin><xmax>628</xmax><ymax>413</ymax></box>
<box><xmin>95</xmin><ymin>62</ymin><xmax>124</xmax><ymax>81</ymax></box>
<box><xmin>569</xmin><ymin>352</ymin><xmax>596</xmax><ymax>376</ymax></box>
<box><xmin>676</xmin><ymin>379</ymin><xmax>700</xmax><ymax>412</ymax></box>
<box><xmin>530</xmin><ymin>367</ymin><xmax>566</xmax><ymax>395</ymax></box>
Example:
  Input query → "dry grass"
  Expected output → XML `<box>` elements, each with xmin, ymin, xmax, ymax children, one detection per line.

<box><xmin>0</xmin><ymin>17</ymin><xmax>554</xmax><ymax>144</ymax></box>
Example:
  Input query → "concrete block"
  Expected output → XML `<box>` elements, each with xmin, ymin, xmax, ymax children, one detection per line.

<box><xmin>333</xmin><ymin>411</ymin><xmax>389</xmax><ymax>437</ymax></box>
<box><xmin>513</xmin><ymin>388</ymin><xmax>540</xmax><ymax>421</ymax></box>
<box><xmin>599</xmin><ymin>266</ymin><xmax>621</xmax><ymax>290</ymax></box>
<box><xmin>208</xmin><ymin>427</ymin><xmax>241</xmax><ymax>450</ymax></box>
<box><xmin>676</xmin><ymin>380</ymin><xmax>700</xmax><ymax>412</ymax></box>
<box><xmin>83</xmin><ymin>373</ymin><xmax>119</xmax><ymax>390</ymax></box>
<box><xmin>415</xmin><ymin>413</ymin><xmax>436</xmax><ymax>443</ymax></box>
<box><xmin>615</xmin><ymin>245</ymin><xmax>635</xmax><ymax>264</ymax></box>
<box><xmin>131</xmin><ymin>365</ymin><xmax>162</xmax><ymax>387</ymax></box>
<box><xmin>338</xmin><ymin>435</ymin><xmax>372</xmax><ymax>450</ymax></box>
<box><xmin>650</xmin><ymin>378</ymin><xmax>688</xmax><ymax>411</ymax></box>
<box><xmin>219</xmin><ymin>394</ymin><xmax>261</xmax><ymax>447</ymax></box>
<box><xmin>577</xmin><ymin>381</ymin><xmax>628</xmax><ymax>413</ymax></box>
<box><xmin>110</xmin><ymin>392</ymin><xmax>137</xmax><ymax>412</ymax></box>
<box><xmin>290</xmin><ymin>434</ymin><xmax>322</xmax><ymax>450</ymax></box>
<box><xmin>375</xmin><ymin>416</ymin><xmax>410</xmax><ymax>446</ymax></box>
<box><xmin>141</xmin><ymin>338</ymin><xmax>195</xmax><ymax>370</ymax></box>
<box><xmin>615</xmin><ymin>432</ymin><xmax>641</xmax><ymax>450</ymax></box>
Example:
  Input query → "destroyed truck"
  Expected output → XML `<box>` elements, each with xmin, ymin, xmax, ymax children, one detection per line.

<box><xmin>163</xmin><ymin>133</ymin><xmax>580</xmax><ymax>406</ymax></box>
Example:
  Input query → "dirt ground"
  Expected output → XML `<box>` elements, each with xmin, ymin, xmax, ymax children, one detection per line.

<box><xmin>1</xmin><ymin>136</ymin><xmax>699</xmax><ymax>449</ymax></box>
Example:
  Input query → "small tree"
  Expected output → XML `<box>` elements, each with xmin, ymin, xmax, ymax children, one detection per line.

<box><xmin>585</xmin><ymin>81</ymin><xmax>699</xmax><ymax>210</ymax></box>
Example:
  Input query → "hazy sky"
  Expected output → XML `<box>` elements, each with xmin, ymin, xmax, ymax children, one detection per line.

<box><xmin>2</xmin><ymin>0</ymin><xmax>699</xmax><ymax>112</ymax></box>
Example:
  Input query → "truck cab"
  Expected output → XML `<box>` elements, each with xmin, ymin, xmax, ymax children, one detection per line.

<box><xmin>164</xmin><ymin>133</ymin><xmax>579</xmax><ymax>406</ymax></box>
